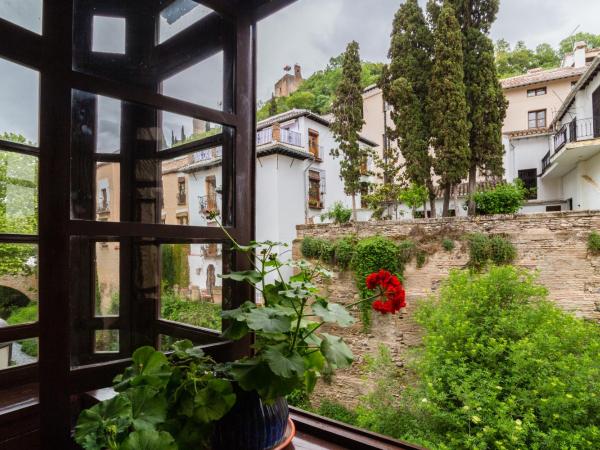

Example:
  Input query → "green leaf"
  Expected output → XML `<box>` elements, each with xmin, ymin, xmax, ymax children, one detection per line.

<box><xmin>114</xmin><ymin>347</ymin><xmax>171</xmax><ymax>391</ymax></box>
<box><xmin>120</xmin><ymin>430</ymin><xmax>177</xmax><ymax>450</ymax></box>
<box><xmin>312</xmin><ymin>302</ymin><xmax>355</xmax><ymax>327</ymax></box>
<box><xmin>220</xmin><ymin>270</ymin><xmax>263</xmax><ymax>284</ymax></box>
<box><xmin>74</xmin><ymin>395</ymin><xmax>132</xmax><ymax>450</ymax></box>
<box><xmin>126</xmin><ymin>387</ymin><xmax>168</xmax><ymax>431</ymax></box>
<box><xmin>230</xmin><ymin>358</ymin><xmax>300</xmax><ymax>404</ymax></box>
<box><xmin>320</xmin><ymin>333</ymin><xmax>354</xmax><ymax>369</ymax></box>
<box><xmin>193</xmin><ymin>378</ymin><xmax>236</xmax><ymax>423</ymax></box>
<box><xmin>304</xmin><ymin>369</ymin><xmax>318</xmax><ymax>394</ymax></box>
<box><xmin>264</xmin><ymin>343</ymin><xmax>305</xmax><ymax>378</ymax></box>
<box><xmin>222</xmin><ymin>319</ymin><xmax>250</xmax><ymax>340</ymax></box>
<box><xmin>263</xmin><ymin>283</ymin><xmax>287</xmax><ymax>306</ymax></box>
<box><xmin>246</xmin><ymin>308</ymin><xmax>293</xmax><ymax>334</ymax></box>
<box><xmin>170</xmin><ymin>339</ymin><xmax>205</xmax><ymax>360</ymax></box>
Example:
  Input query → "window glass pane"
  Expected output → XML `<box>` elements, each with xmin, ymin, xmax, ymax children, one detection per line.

<box><xmin>159</xmin><ymin>0</ymin><xmax>214</xmax><ymax>44</ymax></box>
<box><xmin>161</xmin><ymin>52</ymin><xmax>224</xmax><ymax>110</ymax></box>
<box><xmin>97</xmin><ymin>95</ymin><xmax>121</xmax><ymax>154</ymax></box>
<box><xmin>0</xmin><ymin>58</ymin><xmax>39</xmax><ymax>146</ymax></box>
<box><xmin>0</xmin><ymin>0</ymin><xmax>42</xmax><ymax>34</ymax></box>
<box><xmin>95</xmin><ymin>241</ymin><xmax>119</xmax><ymax>317</ymax></box>
<box><xmin>0</xmin><ymin>243</ymin><xmax>37</xmax><ymax>324</ymax></box>
<box><xmin>96</xmin><ymin>163</ymin><xmax>120</xmax><ymax>222</ymax></box>
<box><xmin>0</xmin><ymin>151</ymin><xmax>37</xmax><ymax>234</ymax></box>
<box><xmin>0</xmin><ymin>338</ymin><xmax>38</xmax><ymax>370</ymax></box>
<box><xmin>94</xmin><ymin>330</ymin><xmax>119</xmax><ymax>353</ymax></box>
<box><xmin>160</xmin><ymin>111</ymin><xmax>222</xmax><ymax>151</ymax></box>
<box><xmin>92</xmin><ymin>16</ymin><xmax>126</xmax><ymax>54</ymax></box>
<box><xmin>160</xmin><ymin>243</ymin><xmax>222</xmax><ymax>332</ymax></box>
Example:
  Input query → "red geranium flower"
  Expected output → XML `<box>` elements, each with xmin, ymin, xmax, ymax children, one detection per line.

<box><xmin>365</xmin><ymin>269</ymin><xmax>406</xmax><ymax>314</ymax></box>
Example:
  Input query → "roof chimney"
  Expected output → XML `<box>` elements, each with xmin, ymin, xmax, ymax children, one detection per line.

<box><xmin>573</xmin><ymin>41</ymin><xmax>587</xmax><ymax>68</ymax></box>
<box><xmin>294</xmin><ymin>64</ymin><xmax>302</xmax><ymax>80</ymax></box>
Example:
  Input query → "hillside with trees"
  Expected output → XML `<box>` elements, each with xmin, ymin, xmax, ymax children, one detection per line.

<box><xmin>257</xmin><ymin>55</ymin><xmax>383</xmax><ymax>120</ymax></box>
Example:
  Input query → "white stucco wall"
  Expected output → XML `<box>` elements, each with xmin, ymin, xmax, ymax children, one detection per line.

<box><xmin>580</xmin><ymin>152</ymin><xmax>600</xmax><ymax>210</ymax></box>
<box><xmin>188</xmin><ymin>165</ymin><xmax>222</xmax><ymax>227</ymax></box>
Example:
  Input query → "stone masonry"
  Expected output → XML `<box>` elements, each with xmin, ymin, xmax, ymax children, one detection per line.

<box><xmin>293</xmin><ymin>211</ymin><xmax>600</xmax><ymax>407</ymax></box>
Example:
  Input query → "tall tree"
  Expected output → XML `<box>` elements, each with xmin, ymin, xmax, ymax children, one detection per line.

<box><xmin>268</xmin><ymin>93</ymin><xmax>278</xmax><ymax>117</ymax></box>
<box><xmin>464</xmin><ymin>29</ymin><xmax>507</xmax><ymax>215</ymax></box>
<box><xmin>382</xmin><ymin>0</ymin><xmax>437</xmax><ymax>217</ymax></box>
<box><xmin>428</xmin><ymin>3</ymin><xmax>470</xmax><ymax>216</ymax></box>
<box><xmin>330</xmin><ymin>41</ymin><xmax>367</xmax><ymax>221</ymax></box>
<box><xmin>559</xmin><ymin>32</ymin><xmax>600</xmax><ymax>57</ymax></box>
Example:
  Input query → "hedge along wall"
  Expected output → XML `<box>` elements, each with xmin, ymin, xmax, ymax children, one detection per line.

<box><xmin>294</xmin><ymin>210</ymin><xmax>600</xmax><ymax>321</ymax></box>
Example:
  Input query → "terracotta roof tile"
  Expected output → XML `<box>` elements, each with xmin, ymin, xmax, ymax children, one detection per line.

<box><xmin>501</xmin><ymin>66</ymin><xmax>587</xmax><ymax>90</ymax></box>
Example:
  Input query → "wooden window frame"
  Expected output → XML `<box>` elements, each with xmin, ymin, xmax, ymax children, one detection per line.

<box><xmin>528</xmin><ymin>109</ymin><xmax>546</xmax><ymax>129</ymax></box>
<box><xmin>308</xmin><ymin>170</ymin><xmax>323</xmax><ymax>209</ymax></box>
<box><xmin>527</xmin><ymin>86</ymin><xmax>547</xmax><ymax>97</ymax></box>
<box><xmin>308</xmin><ymin>128</ymin><xmax>320</xmax><ymax>160</ymax></box>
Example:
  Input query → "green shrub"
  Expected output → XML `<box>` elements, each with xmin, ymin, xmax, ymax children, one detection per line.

<box><xmin>415</xmin><ymin>251</ymin><xmax>427</xmax><ymax>269</ymax></box>
<box><xmin>471</xmin><ymin>181</ymin><xmax>526</xmax><ymax>215</ymax></box>
<box><xmin>7</xmin><ymin>302</ymin><xmax>37</xmax><ymax>325</ymax></box>
<box><xmin>351</xmin><ymin>236</ymin><xmax>401</xmax><ymax>330</ymax></box>
<box><xmin>301</xmin><ymin>237</ymin><xmax>334</xmax><ymax>263</ymax></box>
<box><xmin>160</xmin><ymin>292</ymin><xmax>221</xmax><ymax>331</ymax></box>
<box><xmin>442</xmin><ymin>238</ymin><xmax>455</xmax><ymax>252</ymax></box>
<box><xmin>317</xmin><ymin>400</ymin><xmax>358</xmax><ymax>425</ymax></box>
<box><xmin>333</xmin><ymin>236</ymin><xmax>356</xmax><ymax>269</ymax></box>
<box><xmin>588</xmin><ymin>231</ymin><xmax>600</xmax><ymax>255</ymax></box>
<box><xmin>321</xmin><ymin>201</ymin><xmax>352</xmax><ymax>224</ymax></box>
<box><xmin>467</xmin><ymin>233</ymin><xmax>516</xmax><ymax>271</ymax></box>
<box><xmin>397</xmin><ymin>240</ymin><xmax>416</xmax><ymax>269</ymax></box>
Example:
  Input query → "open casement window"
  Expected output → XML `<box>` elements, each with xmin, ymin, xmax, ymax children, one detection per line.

<box><xmin>308</xmin><ymin>169</ymin><xmax>323</xmax><ymax>209</ymax></box>
<box><xmin>308</xmin><ymin>128</ymin><xmax>320</xmax><ymax>159</ymax></box>
<box><xmin>518</xmin><ymin>169</ymin><xmax>538</xmax><ymax>199</ymax></box>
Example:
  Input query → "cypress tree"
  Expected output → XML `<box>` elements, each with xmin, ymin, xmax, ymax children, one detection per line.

<box><xmin>428</xmin><ymin>3</ymin><xmax>470</xmax><ymax>217</ymax></box>
<box><xmin>330</xmin><ymin>41</ymin><xmax>367</xmax><ymax>221</ymax></box>
<box><xmin>464</xmin><ymin>29</ymin><xmax>507</xmax><ymax>214</ymax></box>
<box><xmin>382</xmin><ymin>0</ymin><xmax>437</xmax><ymax>216</ymax></box>
<box><xmin>268</xmin><ymin>93</ymin><xmax>278</xmax><ymax>117</ymax></box>
<box><xmin>428</xmin><ymin>0</ymin><xmax>506</xmax><ymax>216</ymax></box>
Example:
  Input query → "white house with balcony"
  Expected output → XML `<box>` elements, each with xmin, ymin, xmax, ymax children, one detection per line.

<box><xmin>504</xmin><ymin>55</ymin><xmax>600</xmax><ymax>212</ymax></box>
<box><xmin>182</xmin><ymin>109</ymin><xmax>377</xmax><ymax>282</ymax></box>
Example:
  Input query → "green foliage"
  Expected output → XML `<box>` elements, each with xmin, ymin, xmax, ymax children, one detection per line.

<box><xmin>442</xmin><ymin>238</ymin><xmax>455</xmax><ymax>252</ymax></box>
<box><xmin>559</xmin><ymin>32</ymin><xmax>600</xmax><ymax>57</ymax></box>
<box><xmin>495</xmin><ymin>39</ymin><xmax>561</xmax><ymax>78</ymax></box>
<box><xmin>317</xmin><ymin>399</ymin><xmax>358</xmax><ymax>425</ymax></box>
<box><xmin>160</xmin><ymin>292</ymin><xmax>222</xmax><ymax>331</ymax></box>
<box><xmin>428</xmin><ymin>3</ymin><xmax>470</xmax><ymax>214</ymax></box>
<box><xmin>75</xmin><ymin>342</ymin><xmax>236</xmax><ymax>450</ymax></box>
<box><xmin>467</xmin><ymin>233</ymin><xmax>516</xmax><ymax>271</ymax></box>
<box><xmin>399</xmin><ymin>184</ymin><xmax>429</xmax><ymax>218</ymax></box>
<box><xmin>0</xmin><ymin>286</ymin><xmax>31</xmax><ymax>319</ymax></box>
<box><xmin>333</xmin><ymin>236</ymin><xmax>356</xmax><ymax>270</ymax></box>
<box><xmin>300</xmin><ymin>237</ymin><xmax>334</xmax><ymax>264</ymax></box>
<box><xmin>7</xmin><ymin>302</ymin><xmax>37</xmax><ymax>326</ymax></box>
<box><xmin>471</xmin><ymin>181</ymin><xmax>526</xmax><ymax>215</ymax></box>
<box><xmin>257</xmin><ymin>57</ymin><xmax>383</xmax><ymax>120</ymax></box>
<box><xmin>161</xmin><ymin>244</ymin><xmax>190</xmax><ymax>291</ymax></box>
<box><xmin>320</xmin><ymin>201</ymin><xmax>352</xmax><ymax>224</ymax></box>
<box><xmin>588</xmin><ymin>231</ymin><xmax>600</xmax><ymax>255</ymax></box>
<box><xmin>330</xmin><ymin>41</ymin><xmax>368</xmax><ymax>217</ymax></box>
<box><xmin>351</xmin><ymin>236</ymin><xmax>401</xmax><ymax>329</ymax></box>
<box><xmin>415</xmin><ymin>251</ymin><xmax>427</xmax><ymax>269</ymax></box>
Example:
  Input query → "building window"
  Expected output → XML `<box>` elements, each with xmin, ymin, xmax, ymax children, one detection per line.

<box><xmin>360</xmin><ymin>182</ymin><xmax>370</xmax><ymax>209</ymax></box>
<box><xmin>308</xmin><ymin>170</ymin><xmax>323</xmax><ymax>209</ymax></box>
<box><xmin>546</xmin><ymin>205</ymin><xmax>561</xmax><ymax>212</ymax></box>
<box><xmin>176</xmin><ymin>214</ymin><xmax>189</xmax><ymax>225</ymax></box>
<box><xmin>100</xmin><ymin>188</ymin><xmax>108</xmax><ymax>210</ymax></box>
<box><xmin>527</xmin><ymin>87</ymin><xmax>547</xmax><ymax>97</ymax></box>
<box><xmin>308</xmin><ymin>129</ymin><xmax>320</xmax><ymax>160</ymax></box>
<box><xmin>528</xmin><ymin>110</ymin><xmax>546</xmax><ymax>129</ymax></box>
<box><xmin>177</xmin><ymin>177</ymin><xmax>186</xmax><ymax>205</ymax></box>
<box><xmin>518</xmin><ymin>169</ymin><xmax>537</xmax><ymax>199</ymax></box>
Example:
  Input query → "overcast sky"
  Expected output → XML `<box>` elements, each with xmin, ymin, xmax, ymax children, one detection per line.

<box><xmin>1</xmin><ymin>0</ymin><xmax>600</xmax><ymax>144</ymax></box>
<box><xmin>257</xmin><ymin>0</ymin><xmax>600</xmax><ymax>101</ymax></box>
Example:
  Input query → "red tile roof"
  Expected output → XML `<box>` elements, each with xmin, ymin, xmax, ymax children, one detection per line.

<box><xmin>501</xmin><ymin>66</ymin><xmax>587</xmax><ymax>90</ymax></box>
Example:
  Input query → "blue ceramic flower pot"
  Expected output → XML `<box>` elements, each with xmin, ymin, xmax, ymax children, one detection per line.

<box><xmin>212</xmin><ymin>389</ymin><xmax>289</xmax><ymax>450</ymax></box>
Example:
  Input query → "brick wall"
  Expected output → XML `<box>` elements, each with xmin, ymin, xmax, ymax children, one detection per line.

<box><xmin>294</xmin><ymin>211</ymin><xmax>600</xmax><ymax>407</ymax></box>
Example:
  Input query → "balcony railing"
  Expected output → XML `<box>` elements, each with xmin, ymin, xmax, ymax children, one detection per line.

<box><xmin>199</xmin><ymin>193</ymin><xmax>219</xmax><ymax>216</ymax></box>
<box><xmin>541</xmin><ymin>150</ymin><xmax>551</xmax><ymax>173</ymax></box>
<box><xmin>546</xmin><ymin>117</ymin><xmax>600</xmax><ymax>172</ymax></box>
<box><xmin>256</xmin><ymin>127</ymin><xmax>302</xmax><ymax>147</ymax></box>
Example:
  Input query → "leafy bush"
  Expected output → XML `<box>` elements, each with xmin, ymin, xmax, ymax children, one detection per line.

<box><xmin>333</xmin><ymin>236</ymin><xmax>356</xmax><ymax>269</ymax></box>
<box><xmin>397</xmin><ymin>240</ymin><xmax>416</xmax><ymax>269</ymax></box>
<box><xmin>351</xmin><ymin>236</ymin><xmax>401</xmax><ymax>329</ymax></box>
<box><xmin>471</xmin><ymin>181</ymin><xmax>526</xmax><ymax>215</ymax></box>
<box><xmin>160</xmin><ymin>292</ymin><xmax>222</xmax><ymax>331</ymax></box>
<box><xmin>442</xmin><ymin>238</ymin><xmax>455</xmax><ymax>252</ymax></box>
<box><xmin>317</xmin><ymin>399</ymin><xmax>358</xmax><ymax>425</ymax></box>
<box><xmin>467</xmin><ymin>233</ymin><xmax>516</xmax><ymax>271</ymax></box>
<box><xmin>588</xmin><ymin>231</ymin><xmax>600</xmax><ymax>255</ymax></box>
<box><xmin>321</xmin><ymin>201</ymin><xmax>352</xmax><ymax>224</ymax></box>
<box><xmin>7</xmin><ymin>302</ymin><xmax>37</xmax><ymax>325</ymax></box>
<box><xmin>301</xmin><ymin>237</ymin><xmax>334</xmax><ymax>263</ymax></box>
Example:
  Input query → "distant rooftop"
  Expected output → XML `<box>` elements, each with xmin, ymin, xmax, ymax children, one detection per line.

<box><xmin>501</xmin><ymin>65</ymin><xmax>588</xmax><ymax>90</ymax></box>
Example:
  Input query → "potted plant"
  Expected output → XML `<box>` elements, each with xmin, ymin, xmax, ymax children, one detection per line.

<box><xmin>75</xmin><ymin>217</ymin><xmax>406</xmax><ymax>449</ymax></box>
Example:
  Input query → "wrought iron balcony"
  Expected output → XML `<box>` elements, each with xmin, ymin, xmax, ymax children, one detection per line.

<box><xmin>199</xmin><ymin>193</ymin><xmax>219</xmax><ymax>216</ymax></box>
<box><xmin>256</xmin><ymin>127</ymin><xmax>303</xmax><ymax>147</ymax></box>
<box><xmin>176</xmin><ymin>192</ymin><xmax>186</xmax><ymax>205</ymax></box>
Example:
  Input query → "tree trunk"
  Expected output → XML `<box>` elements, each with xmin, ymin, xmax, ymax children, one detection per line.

<box><xmin>467</xmin><ymin>164</ymin><xmax>477</xmax><ymax>216</ymax></box>
<box><xmin>442</xmin><ymin>182</ymin><xmax>451</xmax><ymax>217</ymax></box>
<box><xmin>426</xmin><ymin>179</ymin><xmax>437</xmax><ymax>218</ymax></box>
<box><xmin>351</xmin><ymin>194</ymin><xmax>357</xmax><ymax>222</ymax></box>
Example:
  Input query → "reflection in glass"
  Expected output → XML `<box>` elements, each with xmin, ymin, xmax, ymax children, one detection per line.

<box><xmin>95</xmin><ymin>163</ymin><xmax>120</xmax><ymax>222</ymax></box>
<box><xmin>0</xmin><ymin>151</ymin><xmax>37</xmax><ymax>234</ymax></box>
<box><xmin>0</xmin><ymin>243</ymin><xmax>38</xmax><ymax>324</ymax></box>
<box><xmin>0</xmin><ymin>338</ymin><xmax>38</xmax><ymax>370</ymax></box>
<box><xmin>95</xmin><ymin>242</ymin><xmax>119</xmax><ymax>317</ymax></box>
<box><xmin>0</xmin><ymin>0</ymin><xmax>42</xmax><ymax>34</ymax></box>
<box><xmin>96</xmin><ymin>96</ymin><xmax>121</xmax><ymax>154</ymax></box>
<box><xmin>160</xmin><ymin>111</ymin><xmax>222</xmax><ymax>151</ymax></box>
<box><xmin>0</xmin><ymin>57</ymin><xmax>40</xmax><ymax>146</ymax></box>
<box><xmin>94</xmin><ymin>330</ymin><xmax>119</xmax><ymax>353</ymax></box>
<box><xmin>92</xmin><ymin>16</ymin><xmax>126</xmax><ymax>54</ymax></box>
<box><xmin>162</xmin><ymin>52</ymin><xmax>224</xmax><ymax>110</ymax></box>
<box><xmin>160</xmin><ymin>243</ymin><xmax>222</xmax><ymax>331</ymax></box>
<box><xmin>159</xmin><ymin>0</ymin><xmax>214</xmax><ymax>44</ymax></box>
